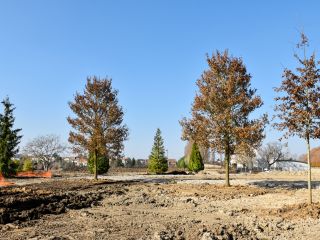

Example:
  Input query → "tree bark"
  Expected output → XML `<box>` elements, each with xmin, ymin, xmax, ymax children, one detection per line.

<box><xmin>307</xmin><ymin>137</ymin><xmax>312</xmax><ymax>204</ymax></box>
<box><xmin>43</xmin><ymin>161</ymin><xmax>49</xmax><ymax>171</ymax></box>
<box><xmin>94</xmin><ymin>149</ymin><xmax>98</xmax><ymax>180</ymax></box>
<box><xmin>225</xmin><ymin>149</ymin><xmax>230</xmax><ymax>187</ymax></box>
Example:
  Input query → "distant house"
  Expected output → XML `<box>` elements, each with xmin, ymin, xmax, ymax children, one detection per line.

<box><xmin>230</xmin><ymin>150</ymin><xmax>308</xmax><ymax>172</ymax></box>
<box><xmin>273</xmin><ymin>161</ymin><xmax>307</xmax><ymax>171</ymax></box>
<box><xmin>63</xmin><ymin>156</ymin><xmax>88</xmax><ymax>166</ymax></box>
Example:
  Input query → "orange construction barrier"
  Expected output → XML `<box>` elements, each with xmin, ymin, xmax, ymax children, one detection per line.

<box><xmin>16</xmin><ymin>170</ymin><xmax>53</xmax><ymax>178</ymax></box>
<box><xmin>0</xmin><ymin>173</ymin><xmax>15</xmax><ymax>187</ymax></box>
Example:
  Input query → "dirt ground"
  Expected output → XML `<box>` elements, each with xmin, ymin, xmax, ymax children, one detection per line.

<box><xmin>1</xmin><ymin>168</ymin><xmax>320</xmax><ymax>240</ymax></box>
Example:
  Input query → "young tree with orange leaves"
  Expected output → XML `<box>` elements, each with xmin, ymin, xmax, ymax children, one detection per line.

<box><xmin>68</xmin><ymin>76</ymin><xmax>129</xmax><ymax>180</ymax></box>
<box><xmin>274</xmin><ymin>33</ymin><xmax>320</xmax><ymax>204</ymax></box>
<box><xmin>180</xmin><ymin>50</ymin><xmax>267</xmax><ymax>186</ymax></box>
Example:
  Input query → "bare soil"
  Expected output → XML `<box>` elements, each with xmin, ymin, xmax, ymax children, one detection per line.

<box><xmin>1</xmin><ymin>169</ymin><xmax>320</xmax><ymax>240</ymax></box>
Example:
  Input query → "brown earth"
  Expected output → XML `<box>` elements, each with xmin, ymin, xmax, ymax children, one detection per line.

<box><xmin>1</xmin><ymin>170</ymin><xmax>320</xmax><ymax>239</ymax></box>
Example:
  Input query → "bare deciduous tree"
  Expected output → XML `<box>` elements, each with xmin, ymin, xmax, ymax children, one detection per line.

<box><xmin>23</xmin><ymin>134</ymin><xmax>66</xmax><ymax>171</ymax></box>
<box><xmin>180</xmin><ymin>50</ymin><xmax>267</xmax><ymax>186</ymax></box>
<box><xmin>274</xmin><ymin>33</ymin><xmax>320</xmax><ymax>204</ymax></box>
<box><xmin>257</xmin><ymin>142</ymin><xmax>287</xmax><ymax>170</ymax></box>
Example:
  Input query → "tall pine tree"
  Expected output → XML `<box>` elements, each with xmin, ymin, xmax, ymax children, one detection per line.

<box><xmin>148</xmin><ymin>128</ymin><xmax>168</xmax><ymax>174</ymax></box>
<box><xmin>0</xmin><ymin>98</ymin><xmax>22</xmax><ymax>176</ymax></box>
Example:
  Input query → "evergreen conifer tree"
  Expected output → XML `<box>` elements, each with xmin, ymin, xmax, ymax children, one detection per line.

<box><xmin>0</xmin><ymin>98</ymin><xmax>22</xmax><ymax>176</ymax></box>
<box><xmin>148</xmin><ymin>128</ymin><xmax>168</xmax><ymax>174</ymax></box>
<box><xmin>188</xmin><ymin>142</ymin><xmax>204</xmax><ymax>172</ymax></box>
<box><xmin>88</xmin><ymin>153</ymin><xmax>109</xmax><ymax>174</ymax></box>
<box><xmin>177</xmin><ymin>156</ymin><xmax>187</xmax><ymax>169</ymax></box>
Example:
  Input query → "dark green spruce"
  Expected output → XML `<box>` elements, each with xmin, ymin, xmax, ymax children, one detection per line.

<box><xmin>0</xmin><ymin>98</ymin><xmax>22</xmax><ymax>176</ymax></box>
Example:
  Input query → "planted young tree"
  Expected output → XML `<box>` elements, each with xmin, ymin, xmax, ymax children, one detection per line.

<box><xmin>184</xmin><ymin>140</ymin><xmax>209</xmax><ymax>164</ymax></box>
<box><xmin>180</xmin><ymin>50</ymin><xmax>267</xmax><ymax>186</ymax></box>
<box><xmin>148</xmin><ymin>128</ymin><xmax>168</xmax><ymax>174</ymax></box>
<box><xmin>274</xmin><ymin>33</ymin><xmax>320</xmax><ymax>204</ymax></box>
<box><xmin>131</xmin><ymin>158</ymin><xmax>136</xmax><ymax>167</ymax></box>
<box><xmin>188</xmin><ymin>142</ymin><xmax>204</xmax><ymax>172</ymax></box>
<box><xmin>23</xmin><ymin>134</ymin><xmax>65</xmax><ymax>171</ymax></box>
<box><xmin>0</xmin><ymin>98</ymin><xmax>22</xmax><ymax>176</ymax></box>
<box><xmin>68</xmin><ymin>76</ymin><xmax>129</xmax><ymax>180</ymax></box>
<box><xmin>88</xmin><ymin>154</ymin><xmax>109</xmax><ymax>174</ymax></box>
<box><xmin>177</xmin><ymin>156</ymin><xmax>187</xmax><ymax>169</ymax></box>
<box><xmin>22</xmin><ymin>158</ymin><xmax>33</xmax><ymax>171</ymax></box>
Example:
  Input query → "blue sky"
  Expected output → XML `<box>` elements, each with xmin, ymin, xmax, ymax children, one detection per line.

<box><xmin>0</xmin><ymin>0</ymin><xmax>320</xmax><ymax>159</ymax></box>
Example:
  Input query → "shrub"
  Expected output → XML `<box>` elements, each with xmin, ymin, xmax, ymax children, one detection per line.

<box><xmin>88</xmin><ymin>153</ymin><xmax>109</xmax><ymax>174</ymax></box>
<box><xmin>177</xmin><ymin>157</ymin><xmax>187</xmax><ymax>169</ymax></box>
<box><xmin>22</xmin><ymin>158</ymin><xmax>33</xmax><ymax>171</ymax></box>
<box><xmin>8</xmin><ymin>159</ymin><xmax>20</xmax><ymax>176</ymax></box>
<box><xmin>132</xmin><ymin>158</ymin><xmax>136</xmax><ymax>167</ymax></box>
<box><xmin>188</xmin><ymin>142</ymin><xmax>204</xmax><ymax>172</ymax></box>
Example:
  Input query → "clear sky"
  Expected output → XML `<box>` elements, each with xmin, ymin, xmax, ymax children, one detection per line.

<box><xmin>0</xmin><ymin>0</ymin><xmax>320</xmax><ymax>159</ymax></box>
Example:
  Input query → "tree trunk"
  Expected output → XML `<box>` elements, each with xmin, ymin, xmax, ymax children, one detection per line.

<box><xmin>43</xmin><ymin>161</ymin><xmax>48</xmax><ymax>171</ymax></box>
<box><xmin>94</xmin><ymin>150</ymin><xmax>98</xmax><ymax>180</ymax></box>
<box><xmin>225</xmin><ymin>149</ymin><xmax>230</xmax><ymax>187</ymax></box>
<box><xmin>306</xmin><ymin>137</ymin><xmax>312</xmax><ymax>204</ymax></box>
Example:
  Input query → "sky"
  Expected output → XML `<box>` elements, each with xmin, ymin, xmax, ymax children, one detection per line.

<box><xmin>0</xmin><ymin>0</ymin><xmax>320</xmax><ymax>159</ymax></box>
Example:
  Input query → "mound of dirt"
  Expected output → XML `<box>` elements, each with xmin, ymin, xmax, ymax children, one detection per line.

<box><xmin>169</xmin><ymin>184</ymin><xmax>271</xmax><ymax>201</ymax></box>
<box><xmin>269</xmin><ymin>202</ymin><xmax>320</xmax><ymax>220</ymax></box>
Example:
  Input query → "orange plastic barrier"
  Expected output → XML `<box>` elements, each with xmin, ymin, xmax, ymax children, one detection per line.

<box><xmin>16</xmin><ymin>170</ymin><xmax>52</xmax><ymax>178</ymax></box>
<box><xmin>0</xmin><ymin>173</ymin><xmax>15</xmax><ymax>187</ymax></box>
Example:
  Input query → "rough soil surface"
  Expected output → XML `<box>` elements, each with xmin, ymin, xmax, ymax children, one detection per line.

<box><xmin>0</xmin><ymin>179</ymin><xmax>125</xmax><ymax>224</ymax></box>
<box><xmin>267</xmin><ymin>202</ymin><xmax>320</xmax><ymax>220</ymax></box>
<box><xmin>1</xmin><ymin>172</ymin><xmax>320</xmax><ymax>240</ymax></box>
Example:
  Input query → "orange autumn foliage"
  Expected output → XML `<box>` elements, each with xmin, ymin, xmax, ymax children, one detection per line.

<box><xmin>300</xmin><ymin>147</ymin><xmax>320</xmax><ymax>167</ymax></box>
<box><xmin>180</xmin><ymin>50</ymin><xmax>267</xmax><ymax>186</ymax></box>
